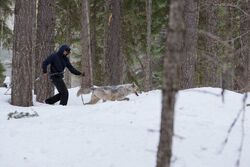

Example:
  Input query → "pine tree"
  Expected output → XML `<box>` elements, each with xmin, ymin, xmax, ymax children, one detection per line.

<box><xmin>180</xmin><ymin>0</ymin><xmax>199</xmax><ymax>89</ymax></box>
<box><xmin>104</xmin><ymin>0</ymin><xmax>123</xmax><ymax>85</ymax></box>
<box><xmin>11</xmin><ymin>0</ymin><xmax>35</xmax><ymax>106</ymax></box>
<box><xmin>80</xmin><ymin>0</ymin><xmax>93</xmax><ymax>89</ymax></box>
<box><xmin>34</xmin><ymin>0</ymin><xmax>56</xmax><ymax>102</ymax></box>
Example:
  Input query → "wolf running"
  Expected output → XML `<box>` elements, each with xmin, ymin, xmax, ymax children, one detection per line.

<box><xmin>77</xmin><ymin>83</ymin><xmax>140</xmax><ymax>105</ymax></box>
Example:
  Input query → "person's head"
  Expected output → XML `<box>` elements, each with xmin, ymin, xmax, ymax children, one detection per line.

<box><xmin>63</xmin><ymin>47</ymin><xmax>71</xmax><ymax>56</ymax></box>
<box><xmin>58</xmin><ymin>44</ymin><xmax>71</xmax><ymax>56</ymax></box>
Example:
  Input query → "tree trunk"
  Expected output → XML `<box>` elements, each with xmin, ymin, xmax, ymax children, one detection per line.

<box><xmin>11</xmin><ymin>0</ymin><xmax>35</xmax><ymax>106</ymax></box>
<box><xmin>91</xmin><ymin>0</ymin><xmax>97</xmax><ymax>83</ymax></box>
<box><xmin>180</xmin><ymin>0</ymin><xmax>199</xmax><ymax>89</ymax></box>
<box><xmin>64</xmin><ymin>61</ymin><xmax>71</xmax><ymax>88</ymax></box>
<box><xmin>34</xmin><ymin>0</ymin><xmax>55</xmax><ymax>102</ymax></box>
<box><xmin>80</xmin><ymin>0</ymin><xmax>93</xmax><ymax>89</ymax></box>
<box><xmin>144</xmin><ymin>0</ymin><xmax>152</xmax><ymax>91</ymax></box>
<box><xmin>242</xmin><ymin>0</ymin><xmax>250</xmax><ymax>92</ymax></box>
<box><xmin>101</xmin><ymin>0</ymin><xmax>110</xmax><ymax>85</ymax></box>
<box><xmin>198</xmin><ymin>1</ymin><xmax>220</xmax><ymax>87</ymax></box>
<box><xmin>221</xmin><ymin>6</ymin><xmax>235</xmax><ymax>91</ymax></box>
<box><xmin>64</xmin><ymin>12</ymin><xmax>72</xmax><ymax>88</ymax></box>
<box><xmin>235</xmin><ymin>0</ymin><xmax>250</xmax><ymax>91</ymax></box>
<box><xmin>31</xmin><ymin>0</ymin><xmax>37</xmax><ymax>91</ymax></box>
<box><xmin>104</xmin><ymin>0</ymin><xmax>123</xmax><ymax>85</ymax></box>
<box><xmin>156</xmin><ymin>0</ymin><xmax>185</xmax><ymax>167</ymax></box>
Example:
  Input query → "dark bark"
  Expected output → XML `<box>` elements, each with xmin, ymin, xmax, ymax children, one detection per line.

<box><xmin>235</xmin><ymin>0</ymin><xmax>250</xmax><ymax>91</ymax></box>
<box><xmin>64</xmin><ymin>62</ymin><xmax>71</xmax><ymax>88</ymax></box>
<box><xmin>91</xmin><ymin>0</ymin><xmax>97</xmax><ymax>83</ymax></box>
<box><xmin>221</xmin><ymin>6</ymin><xmax>235</xmax><ymax>91</ymax></box>
<box><xmin>64</xmin><ymin>8</ymin><xmax>72</xmax><ymax>88</ymax></box>
<box><xmin>198</xmin><ymin>1</ymin><xmax>221</xmax><ymax>87</ymax></box>
<box><xmin>180</xmin><ymin>0</ymin><xmax>199</xmax><ymax>89</ymax></box>
<box><xmin>11</xmin><ymin>0</ymin><xmax>36</xmax><ymax>106</ymax></box>
<box><xmin>156</xmin><ymin>0</ymin><xmax>185</xmax><ymax>167</ymax></box>
<box><xmin>34</xmin><ymin>0</ymin><xmax>55</xmax><ymax>102</ymax></box>
<box><xmin>80</xmin><ymin>0</ymin><xmax>93</xmax><ymax>89</ymax></box>
<box><xmin>31</xmin><ymin>0</ymin><xmax>37</xmax><ymax>91</ymax></box>
<box><xmin>144</xmin><ymin>0</ymin><xmax>152</xmax><ymax>91</ymax></box>
<box><xmin>104</xmin><ymin>0</ymin><xmax>123</xmax><ymax>85</ymax></box>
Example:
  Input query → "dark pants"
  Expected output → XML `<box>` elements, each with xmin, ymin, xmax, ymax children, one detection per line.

<box><xmin>45</xmin><ymin>77</ymin><xmax>68</xmax><ymax>105</ymax></box>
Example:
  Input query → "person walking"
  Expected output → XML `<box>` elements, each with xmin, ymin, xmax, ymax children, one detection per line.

<box><xmin>42</xmin><ymin>44</ymin><xmax>84</xmax><ymax>105</ymax></box>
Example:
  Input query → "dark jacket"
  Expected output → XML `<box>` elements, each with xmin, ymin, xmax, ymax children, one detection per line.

<box><xmin>42</xmin><ymin>45</ymin><xmax>81</xmax><ymax>77</ymax></box>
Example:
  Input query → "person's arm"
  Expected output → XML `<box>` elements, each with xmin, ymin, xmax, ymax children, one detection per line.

<box><xmin>65</xmin><ymin>58</ymin><xmax>82</xmax><ymax>75</ymax></box>
<box><xmin>42</xmin><ymin>54</ymin><xmax>54</xmax><ymax>73</ymax></box>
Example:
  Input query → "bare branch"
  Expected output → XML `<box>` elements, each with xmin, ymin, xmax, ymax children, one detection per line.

<box><xmin>218</xmin><ymin>3</ymin><xmax>249</xmax><ymax>17</ymax></box>
<box><xmin>198</xmin><ymin>30</ymin><xmax>233</xmax><ymax>49</ymax></box>
<box><xmin>208</xmin><ymin>3</ymin><xmax>250</xmax><ymax>17</ymax></box>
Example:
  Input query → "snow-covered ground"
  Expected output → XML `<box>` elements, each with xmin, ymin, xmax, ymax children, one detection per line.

<box><xmin>0</xmin><ymin>87</ymin><xmax>249</xmax><ymax>167</ymax></box>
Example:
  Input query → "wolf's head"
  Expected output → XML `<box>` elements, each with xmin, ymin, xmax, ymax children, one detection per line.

<box><xmin>129</xmin><ymin>82</ymin><xmax>140</xmax><ymax>96</ymax></box>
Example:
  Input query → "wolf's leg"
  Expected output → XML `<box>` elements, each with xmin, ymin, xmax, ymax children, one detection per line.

<box><xmin>85</xmin><ymin>94</ymin><xmax>100</xmax><ymax>105</ymax></box>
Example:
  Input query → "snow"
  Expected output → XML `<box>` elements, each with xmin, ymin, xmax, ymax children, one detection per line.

<box><xmin>0</xmin><ymin>87</ymin><xmax>249</xmax><ymax>167</ymax></box>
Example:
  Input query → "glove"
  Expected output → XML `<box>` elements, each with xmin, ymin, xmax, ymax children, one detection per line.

<box><xmin>81</xmin><ymin>72</ymin><xmax>85</xmax><ymax>76</ymax></box>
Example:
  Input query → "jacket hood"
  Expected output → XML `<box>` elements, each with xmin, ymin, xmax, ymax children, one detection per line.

<box><xmin>57</xmin><ymin>44</ymin><xmax>71</xmax><ymax>56</ymax></box>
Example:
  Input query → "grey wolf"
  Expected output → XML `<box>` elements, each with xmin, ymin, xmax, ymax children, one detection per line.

<box><xmin>42</xmin><ymin>44</ymin><xmax>84</xmax><ymax>105</ymax></box>
<box><xmin>77</xmin><ymin>83</ymin><xmax>140</xmax><ymax>105</ymax></box>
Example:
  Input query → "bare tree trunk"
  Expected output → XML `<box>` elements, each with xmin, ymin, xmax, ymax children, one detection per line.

<box><xmin>156</xmin><ymin>0</ymin><xmax>185</xmax><ymax>167</ymax></box>
<box><xmin>101</xmin><ymin>0</ymin><xmax>110</xmax><ymax>85</ymax></box>
<box><xmin>11</xmin><ymin>0</ymin><xmax>35</xmax><ymax>106</ymax></box>
<box><xmin>34</xmin><ymin>0</ymin><xmax>55</xmax><ymax>102</ymax></box>
<box><xmin>180</xmin><ymin>0</ymin><xmax>199</xmax><ymax>89</ymax></box>
<box><xmin>32</xmin><ymin>0</ymin><xmax>37</xmax><ymax>91</ymax></box>
<box><xmin>64</xmin><ymin>11</ymin><xmax>72</xmax><ymax>88</ymax></box>
<box><xmin>80</xmin><ymin>0</ymin><xmax>93</xmax><ymax>89</ymax></box>
<box><xmin>243</xmin><ymin>1</ymin><xmax>250</xmax><ymax>91</ymax></box>
<box><xmin>221</xmin><ymin>6</ymin><xmax>235</xmax><ymax>91</ymax></box>
<box><xmin>104</xmin><ymin>0</ymin><xmax>123</xmax><ymax>85</ymax></box>
<box><xmin>64</xmin><ymin>60</ymin><xmax>71</xmax><ymax>88</ymax></box>
<box><xmin>144</xmin><ymin>0</ymin><xmax>152</xmax><ymax>91</ymax></box>
<box><xmin>198</xmin><ymin>1</ymin><xmax>220</xmax><ymax>87</ymax></box>
<box><xmin>91</xmin><ymin>0</ymin><xmax>97</xmax><ymax>83</ymax></box>
<box><xmin>0</xmin><ymin>12</ymin><xmax>3</xmax><ymax>51</ymax></box>
<box><xmin>235</xmin><ymin>0</ymin><xmax>250</xmax><ymax>91</ymax></box>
